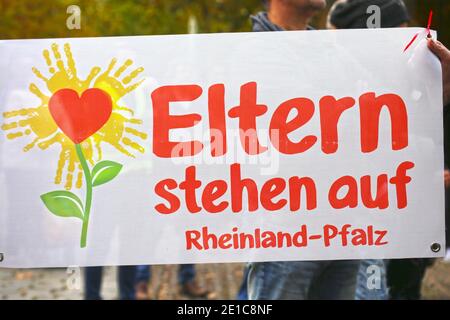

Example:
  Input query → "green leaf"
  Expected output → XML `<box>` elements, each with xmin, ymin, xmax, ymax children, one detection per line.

<box><xmin>40</xmin><ymin>191</ymin><xmax>84</xmax><ymax>220</ymax></box>
<box><xmin>91</xmin><ymin>160</ymin><xmax>123</xmax><ymax>187</ymax></box>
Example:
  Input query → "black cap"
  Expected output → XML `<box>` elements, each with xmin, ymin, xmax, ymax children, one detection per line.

<box><xmin>329</xmin><ymin>0</ymin><xmax>410</xmax><ymax>29</ymax></box>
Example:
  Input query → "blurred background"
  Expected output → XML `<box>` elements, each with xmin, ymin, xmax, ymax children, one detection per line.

<box><xmin>0</xmin><ymin>0</ymin><xmax>449</xmax><ymax>46</ymax></box>
<box><xmin>1</xmin><ymin>0</ymin><xmax>450</xmax><ymax>300</ymax></box>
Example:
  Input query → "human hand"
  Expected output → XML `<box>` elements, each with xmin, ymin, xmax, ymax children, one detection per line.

<box><xmin>428</xmin><ymin>39</ymin><xmax>450</xmax><ymax>106</ymax></box>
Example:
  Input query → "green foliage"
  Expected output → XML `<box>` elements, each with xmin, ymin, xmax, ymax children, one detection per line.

<box><xmin>0</xmin><ymin>0</ymin><xmax>263</xmax><ymax>38</ymax></box>
<box><xmin>0</xmin><ymin>1</ymin><xmax>448</xmax><ymax>45</ymax></box>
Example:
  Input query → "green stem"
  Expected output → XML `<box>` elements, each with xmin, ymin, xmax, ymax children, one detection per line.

<box><xmin>76</xmin><ymin>144</ymin><xmax>93</xmax><ymax>248</ymax></box>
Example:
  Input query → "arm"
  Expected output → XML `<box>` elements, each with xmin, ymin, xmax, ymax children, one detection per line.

<box><xmin>428</xmin><ymin>39</ymin><xmax>450</xmax><ymax>106</ymax></box>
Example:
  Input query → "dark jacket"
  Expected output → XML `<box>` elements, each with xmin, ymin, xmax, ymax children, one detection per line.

<box><xmin>251</xmin><ymin>12</ymin><xmax>314</xmax><ymax>32</ymax></box>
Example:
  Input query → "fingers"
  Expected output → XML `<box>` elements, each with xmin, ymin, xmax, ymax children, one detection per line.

<box><xmin>122</xmin><ymin>137</ymin><xmax>145</xmax><ymax>153</ymax></box>
<box><xmin>23</xmin><ymin>137</ymin><xmax>39</xmax><ymax>152</ymax></box>
<box><xmin>427</xmin><ymin>39</ymin><xmax>450</xmax><ymax>61</ymax></box>
<box><xmin>124</xmin><ymin>79</ymin><xmax>145</xmax><ymax>95</ymax></box>
<box><xmin>32</xmin><ymin>67</ymin><xmax>49</xmax><ymax>82</ymax></box>
<box><xmin>114</xmin><ymin>59</ymin><xmax>132</xmax><ymax>78</ymax></box>
<box><xmin>122</xmin><ymin>66</ymin><xmax>144</xmax><ymax>85</ymax></box>
<box><xmin>55</xmin><ymin>148</ymin><xmax>69</xmax><ymax>185</ymax></box>
<box><xmin>93</xmin><ymin>138</ymin><xmax>103</xmax><ymax>162</ymax></box>
<box><xmin>42</xmin><ymin>49</ymin><xmax>55</xmax><ymax>74</ymax></box>
<box><xmin>115</xmin><ymin>105</ymin><xmax>135</xmax><ymax>115</ymax></box>
<box><xmin>64</xmin><ymin>149</ymin><xmax>76</xmax><ymax>190</ymax></box>
<box><xmin>29</xmin><ymin>84</ymin><xmax>47</xmax><ymax>102</ymax></box>
<box><xmin>38</xmin><ymin>132</ymin><xmax>61</xmax><ymax>150</ymax></box>
<box><xmin>1</xmin><ymin>108</ymin><xmax>34</xmax><ymax>140</ymax></box>
<box><xmin>105</xmin><ymin>58</ymin><xmax>117</xmax><ymax>75</ymax></box>
<box><xmin>83</xmin><ymin>66</ymin><xmax>101</xmax><ymax>87</ymax></box>
<box><xmin>75</xmin><ymin>165</ymin><xmax>83</xmax><ymax>189</ymax></box>
<box><xmin>125</xmin><ymin>127</ymin><xmax>147</xmax><ymax>140</ymax></box>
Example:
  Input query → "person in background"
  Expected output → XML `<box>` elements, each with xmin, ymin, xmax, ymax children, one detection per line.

<box><xmin>327</xmin><ymin>0</ymin><xmax>409</xmax><ymax>29</ymax></box>
<box><xmin>239</xmin><ymin>0</ymin><xmax>450</xmax><ymax>301</ymax></box>
<box><xmin>386</xmin><ymin>18</ymin><xmax>450</xmax><ymax>301</ymax></box>
<box><xmin>327</xmin><ymin>0</ymin><xmax>410</xmax><ymax>300</ymax></box>
<box><xmin>245</xmin><ymin>0</ymin><xmax>361</xmax><ymax>300</ymax></box>
<box><xmin>135</xmin><ymin>264</ymin><xmax>208</xmax><ymax>299</ymax></box>
<box><xmin>84</xmin><ymin>266</ymin><xmax>136</xmax><ymax>300</ymax></box>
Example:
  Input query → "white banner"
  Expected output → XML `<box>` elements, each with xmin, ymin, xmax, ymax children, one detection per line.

<box><xmin>0</xmin><ymin>28</ymin><xmax>445</xmax><ymax>268</ymax></box>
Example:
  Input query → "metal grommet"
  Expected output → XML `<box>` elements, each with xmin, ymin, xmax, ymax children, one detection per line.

<box><xmin>431</xmin><ymin>243</ymin><xmax>441</xmax><ymax>253</ymax></box>
<box><xmin>0</xmin><ymin>253</ymin><xmax>3</xmax><ymax>262</ymax></box>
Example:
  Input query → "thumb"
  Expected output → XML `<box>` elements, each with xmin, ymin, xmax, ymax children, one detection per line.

<box><xmin>427</xmin><ymin>39</ymin><xmax>449</xmax><ymax>61</ymax></box>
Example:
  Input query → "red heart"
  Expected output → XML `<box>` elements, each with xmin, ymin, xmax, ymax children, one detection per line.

<box><xmin>49</xmin><ymin>88</ymin><xmax>112</xmax><ymax>144</ymax></box>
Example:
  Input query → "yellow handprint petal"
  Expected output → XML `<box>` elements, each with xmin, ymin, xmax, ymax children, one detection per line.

<box><xmin>114</xmin><ymin>59</ymin><xmax>132</xmax><ymax>78</ymax></box>
<box><xmin>122</xmin><ymin>66</ymin><xmax>144</xmax><ymax>85</ymax></box>
<box><xmin>1</xmin><ymin>42</ymin><xmax>148</xmax><ymax>191</ymax></box>
<box><xmin>122</xmin><ymin>137</ymin><xmax>145</xmax><ymax>154</ymax></box>
<box><xmin>64</xmin><ymin>43</ymin><xmax>78</xmax><ymax>79</ymax></box>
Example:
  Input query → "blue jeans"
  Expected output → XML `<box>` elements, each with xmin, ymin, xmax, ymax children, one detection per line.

<box><xmin>247</xmin><ymin>260</ymin><xmax>360</xmax><ymax>300</ymax></box>
<box><xmin>355</xmin><ymin>259</ymin><xmax>389</xmax><ymax>300</ymax></box>
<box><xmin>135</xmin><ymin>264</ymin><xmax>196</xmax><ymax>285</ymax></box>
<box><xmin>84</xmin><ymin>266</ymin><xmax>136</xmax><ymax>300</ymax></box>
<box><xmin>236</xmin><ymin>265</ymin><xmax>250</xmax><ymax>300</ymax></box>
